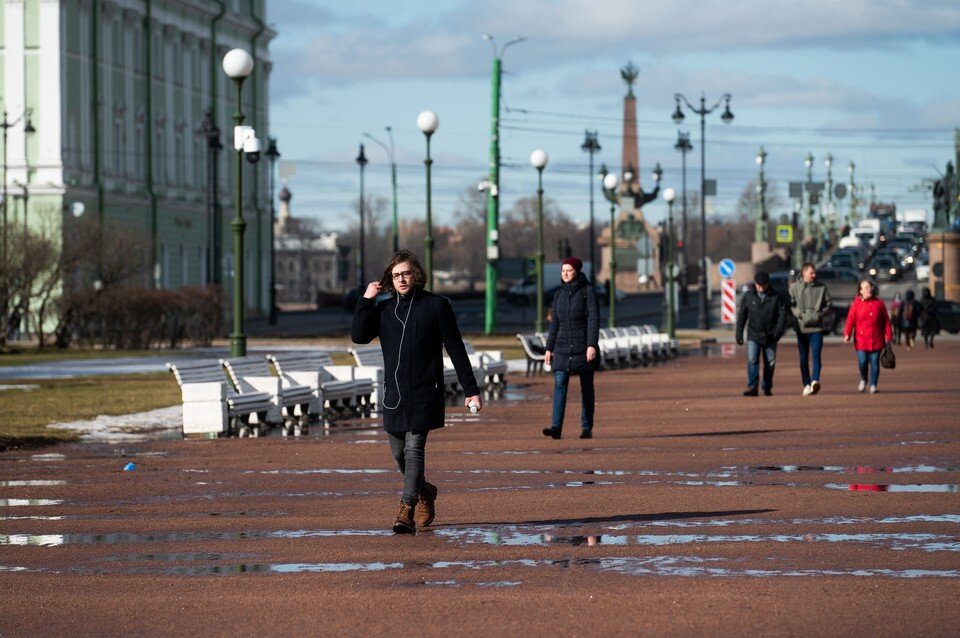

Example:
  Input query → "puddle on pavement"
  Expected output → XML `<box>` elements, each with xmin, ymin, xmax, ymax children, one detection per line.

<box><xmin>0</xmin><ymin>499</ymin><xmax>63</xmax><ymax>507</ymax></box>
<box><xmin>0</xmin><ymin>480</ymin><xmax>67</xmax><ymax>486</ymax></box>
<box><xmin>828</xmin><ymin>484</ymin><xmax>960</xmax><ymax>493</ymax></box>
<box><xmin>748</xmin><ymin>465</ymin><xmax>958</xmax><ymax>474</ymax></box>
<box><xmin>0</xmin><ymin>528</ymin><xmax>393</xmax><ymax>547</ymax></box>
<box><xmin>432</xmin><ymin>528</ymin><xmax>960</xmax><ymax>552</ymax></box>
<box><xmin>251</xmin><ymin>469</ymin><xmax>390</xmax><ymax>475</ymax></box>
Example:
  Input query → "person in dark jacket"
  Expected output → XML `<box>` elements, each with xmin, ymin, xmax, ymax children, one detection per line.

<box><xmin>736</xmin><ymin>271</ymin><xmax>788</xmax><ymax>396</ymax></box>
<box><xmin>352</xmin><ymin>250</ymin><xmax>481</xmax><ymax>534</ymax></box>
<box><xmin>899</xmin><ymin>289</ymin><xmax>922</xmax><ymax>349</ymax></box>
<box><xmin>543</xmin><ymin>257</ymin><xmax>600</xmax><ymax>440</ymax></box>
<box><xmin>920</xmin><ymin>288</ymin><xmax>939</xmax><ymax>348</ymax></box>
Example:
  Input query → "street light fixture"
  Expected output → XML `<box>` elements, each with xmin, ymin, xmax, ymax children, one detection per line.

<box><xmin>222</xmin><ymin>48</ymin><xmax>257</xmax><ymax>357</ymax></box>
<box><xmin>417</xmin><ymin>110</ymin><xmax>439</xmax><ymax>291</ymax></box>
<box><xmin>265</xmin><ymin>137</ymin><xmax>280</xmax><ymax>325</ymax></box>
<box><xmin>600</xmin><ymin>169</ymin><xmax>620</xmax><ymax>328</ymax></box>
<box><xmin>824</xmin><ymin>152</ymin><xmax>834</xmax><ymax>236</ymax></box>
<box><xmin>662</xmin><ymin>187</ymin><xmax>677</xmax><ymax>339</ymax></box>
<box><xmin>580</xmin><ymin>130</ymin><xmax>601</xmax><ymax>281</ymax></box>
<box><xmin>356</xmin><ymin>143</ymin><xmax>368</xmax><ymax>290</ymax></box>
<box><xmin>201</xmin><ymin>109</ymin><xmax>223</xmax><ymax>285</ymax></box>
<box><xmin>671</xmin><ymin>92</ymin><xmax>733</xmax><ymax>330</ymax></box>
<box><xmin>482</xmin><ymin>33</ymin><xmax>526</xmax><ymax>335</ymax></box>
<box><xmin>674</xmin><ymin>130</ymin><xmax>692</xmax><ymax>305</ymax></box>
<box><xmin>804</xmin><ymin>151</ymin><xmax>815</xmax><ymax>260</ymax></box>
<box><xmin>364</xmin><ymin>127</ymin><xmax>400</xmax><ymax>254</ymax></box>
<box><xmin>530</xmin><ymin>149</ymin><xmax>549</xmax><ymax>332</ymax></box>
<box><xmin>755</xmin><ymin>146</ymin><xmax>768</xmax><ymax>243</ymax></box>
<box><xmin>1</xmin><ymin>106</ymin><xmax>35</xmax><ymax>290</ymax></box>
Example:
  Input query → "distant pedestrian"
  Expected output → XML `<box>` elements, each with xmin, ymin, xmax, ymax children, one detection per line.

<box><xmin>843</xmin><ymin>279</ymin><xmax>892</xmax><ymax>394</ymax></box>
<box><xmin>543</xmin><ymin>257</ymin><xmax>599</xmax><ymax>440</ymax></box>
<box><xmin>352</xmin><ymin>249</ymin><xmax>481</xmax><ymax>535</ymax></box>
<box><xmin>899</xmin><ymin>290</ymin><xmax>922</xmax><ymax>349</ymax></box>
<box><xmin>920</xmin><ymin>288</ymin><xmax>939</xmax><ymax>349</ymax></box>
<box><xmin>889</xmin><ymin>292</ymin><xmax>903</xmax><ymax>344</ymax></box>
<box><xmin>789</xmin><ymin>262</ymin><xmax>834</xmax><ymax>396</ymax></box>
<box><xmin>735</xmin><ymin>271</ymin><xmax>788</xmax><ymax>396</ymax></box>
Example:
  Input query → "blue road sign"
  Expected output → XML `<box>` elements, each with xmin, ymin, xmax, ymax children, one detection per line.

<box><xmin>718</xmin><ymin>258</ymin><xmax>736</xmax><ymax>279</ymax></box>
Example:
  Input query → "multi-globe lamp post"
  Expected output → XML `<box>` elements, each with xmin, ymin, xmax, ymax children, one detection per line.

<box><xmin>755</xmin><ymin>147</ymin><xmax>768</xmax><ymax>243</ymax></box>
<box><xmin>417</xmin><ymin>110</ymin><xmax>439</xmax><ymax>291</ymax></box>
<box><xmin>600</xmin><ymin>170</ymin><xmax>620</xmax><ymax>328</ymax></box>
<box><xmin>662</xmin><ymin>187</ymin><xmax>677</xmax><ymax>339</ymax></box>
<box><xmin>804</xmin><ymin>151</ymin><xmax>816</xmax><ymax>258</ymax></box>
<box><xmin>530</xmin><ymin>149</ymin><xmax>549</xmax><ymax>332</ymax></box>
<box><xmin>356</xmin><ymin>144</ymin><xmax>368</xmax><ymax>289</ymax></box>
<box><xmin>671</xmin><ymin>92</ymin><xmax>733</xmax><ymax>331</ymax></box>
<box><xmin>222</xmin><ymin>48</ymin><xmax>260</xmax><ymax>358</ymax></box>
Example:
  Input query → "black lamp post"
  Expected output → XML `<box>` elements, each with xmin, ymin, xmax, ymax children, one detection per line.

<box><xmin>671</xmin><ymin>92</ymin><xmax>733</xmax><ymax>330</ymax></box>
<box><xmin>580</xmin><ymin>130</ymin><xmax>601</xmax><ymax>280</ymax></box>
<box><xmin>201</xmin><ymin>109</ymin><xmax>223</xmax><ymax>285</ymax></box>
<box><xmin>674</xmin><ymin>130</ymin><xmax>692</xmax><ymax>305</ymax></box>
<box><xmin>1</xmin><ymin>107</ymin><xmax>34</xmax><ymax>287</ymax></box>
<box><xmin>599</xmin><ymin>166</ymin><xmax>620</xmax><ymax>328</ymax></box>
<box><xmin>530</xmin><ymin>149</ymin><xmax>549</xmax><ymax>332</ymax></box>
<box><xmin>356</xmin><ymin>143</ymin><xmax>368</xmax><ymax>290</ymax></box>
<box><xmin>265</xmin><ymin>137</ymin><xmax>280</xmax><ymax>325</ymax></box>
<box><xmin>417</xmin><ymin>110</ymin><xmax>439</xmax><ymax>291</ymax></box>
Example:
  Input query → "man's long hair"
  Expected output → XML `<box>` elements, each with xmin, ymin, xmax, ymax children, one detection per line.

<box><xmin>379</xmin><ymin>249</ymin><xmax>428</xmax><ymax>293</ymax></box>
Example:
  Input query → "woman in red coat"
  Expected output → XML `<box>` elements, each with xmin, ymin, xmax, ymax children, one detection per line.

<box><xmin>843</xmin><ymin>279</ymin><xmax>893</xmax><ymax>394</ymax></box>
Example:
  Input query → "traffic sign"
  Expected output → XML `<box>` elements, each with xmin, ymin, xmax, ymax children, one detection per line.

<box><xmin>718</xmin><ymin>258</ymin><xmax>736</xmax><ymax>279</ymax></box>
<box><xmin>776</xmin><ymin>225</ymin><xmax>793</xmax><ymax>244</ymax></box>
<box><xmin>721</xmin><ymin>279</ymin><xmax>737</xmax><ymax>324</ymax></box>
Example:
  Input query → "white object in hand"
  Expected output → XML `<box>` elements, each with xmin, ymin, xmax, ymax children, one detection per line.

<box><xmin>468</xmin><ymin>401</ymin><xmax>479</xmax><ymax>414</ymax></box>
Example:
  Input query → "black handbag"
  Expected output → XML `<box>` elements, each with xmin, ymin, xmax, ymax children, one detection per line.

<box><xmin>880</xmin><ymin>343</ymin><xmax>896</xmax><ymax>369</ymax></box>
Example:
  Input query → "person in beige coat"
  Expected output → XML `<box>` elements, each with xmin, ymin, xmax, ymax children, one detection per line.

<box><xmin>789</xmin><ymin>262</ymin><xmax>833</xmax><ymax>396</ymax></box>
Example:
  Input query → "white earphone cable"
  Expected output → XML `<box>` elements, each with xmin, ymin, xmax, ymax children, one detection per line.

<box><xmin>382</xmin><ymin>289</ymin><xmax>414</xmax><ymax>410</ymax></box>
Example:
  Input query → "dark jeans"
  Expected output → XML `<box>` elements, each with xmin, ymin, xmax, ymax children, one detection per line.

<box><xmin>796</xmin><ymin>331</ymin><xmax>824</xmax><ymax>387</ymax></box>
<box><xmin>552</xmin><ymin>370</ymin><xmax>595</xmax><ymax>433</ymax></box>
<box><xmin>856</xmin><ymin>349</ymin><xmax>881</xmax><ymax>387</ymax></box>
<box><xmin>746</xmin><ymin>340</ymin><xmax>777</xmax><ymax>390</ymax></box>
<box><xmin>387</xmin><ymin>431</ymin><xmax>428</xmax><ymax>506</ymax></box>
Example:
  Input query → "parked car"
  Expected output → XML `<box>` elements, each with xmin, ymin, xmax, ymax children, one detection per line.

<box><xmin>936</xmin><ymin>300</ymin><xmax>960</xmax><ymax>334</ymax></box>
<box><xmin>820</xmin><ymin>251</ymin><xmax>860</xmax><ymax>271</ymax></box>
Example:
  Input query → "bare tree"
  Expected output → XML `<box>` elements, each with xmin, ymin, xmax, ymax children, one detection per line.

<box><xmin>0</xmin><ymin>225</ymin><xmax>59</xmax><ymax>349</ymax></box>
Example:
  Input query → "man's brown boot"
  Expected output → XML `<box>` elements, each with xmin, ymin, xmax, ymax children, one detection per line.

<box><xmin>414</xmin><ymin>482</ymin><xmax>438</xmax><ymax>528</ymax></box>
<box><xmin>393</xmin><ymin>502</ymin><xmax>416</xmax><ymax>534</ymax></box>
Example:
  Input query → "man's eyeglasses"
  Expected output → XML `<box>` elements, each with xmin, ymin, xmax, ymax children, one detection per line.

<box><xmin>391</xmin><ymin>270</ymin><xmax>414</xmax><ymax>281</ymax></box>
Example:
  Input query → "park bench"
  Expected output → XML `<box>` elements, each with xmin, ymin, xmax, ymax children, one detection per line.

<box><xmin>267</xmin><ymin>351</ymin><xmax>373</xmax><ymax>420</ymax></box>
<box><xmin>463</xmin><ymin>340</ymin><xmax>508</xmax><ymax>389</ymax></box>
<box><xmin>220</xmin><ymin>355</ymin><xmax>316</xmax><ymax>436</ymax></box>
<box><xmin>515</xmin><ymin>333</ymin><xmax>547</xmax><ymax>376</ymax></box>
<box><xmin>612</xmin><ymin>326</ymin><xmax>650</xmax><ymax>366</ymax></box>
<box><xmin>599</xmin><ymin>328</ymin><xmax>632</xmax><ymax>368</ymax></box>
<box><xmin>350</xmin><ymin>345</ymin><xmax>463</xmax><ymax>397</ymax></box>
<box><xmin>166</xmin><ymin>360</ymin><xmax>275</xmax><ymax>437</ymax></box>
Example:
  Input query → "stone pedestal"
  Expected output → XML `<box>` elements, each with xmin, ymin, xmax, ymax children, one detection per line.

<box><xmin>751</xmin><ymin>241</ymin><xmax>772</xmax><ymax>265</ymax></box>
<box><xmin>929</xmin><ymin>231</ymin><xmax>960</xmax><ymax>302</ymax></box>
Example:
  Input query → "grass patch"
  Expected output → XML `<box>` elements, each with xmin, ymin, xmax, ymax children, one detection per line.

<box><xmin>0</xmin><ymin>373</ymin><xmax>180</xmax><ymax>450</ymax></box>
<box><xmin>0</xmin><ymin>346</ymin><xmax>168</xmax><ymax>367</ymax></box>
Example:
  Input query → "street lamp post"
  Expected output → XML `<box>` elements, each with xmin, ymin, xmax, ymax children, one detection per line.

<box><xmin>265</xmin><ymin>137</ymin><xmax>280</xmax><ymax>325</ymax></box>
<box><xmin>482</xmin><ymin>33</ymin><xmax>526</xmax><ymax>335</ymax></box>
<box><xmin>1</xmin><ymin>106</ymin><xmax>35</xmax><ymax>287</ymax></box>
<box><xmin>363</xmin><ymin>127</ymin><xmax>400</xmax><ymax>253</ymax></box>
<box><xmin>417</xmin><ymin>110</ymin><xmax>439</xmax><ymax>291</ymax></box>
<box><xmin>600</xmin><ymin>170</ymin><xmax>620</xmax><ymax>328</ymax></box>
<box><xmin>356</xmin><ymin>144</ymin><xmax>368</xmax><ymax>290</ymax></box>
<box><xmin>222</xmin><ymin>48</ymin><xmax>257</xmax><ymax>358</ymax></box>
<box><xmin>674</xmin><ymin>130</ymin><xmax>692</xmax><ymax>305</ymax></box>
<box><xmin>804</xmin><ymin>151</ymin><xmax>815</xmax><ymax>261</ymax></box>
<box><xmin>530</xmin><ymin>149</ymin><xmax>549</xmax><ymax>332</ymax></box>
<box><xmin>580</xmin><ymin>130</ymin><xmax>601</xmax><ymax>280</ymax></box>
<box><xmin>755</xmin><ymin>147</ymin><xmax>768</xmax><ymax>243</ymax></box>
<box><xmin>662</xmin><ymin>187</ymin><xmax>677</xmax><ymax>339</ymax></box>
<box><xmin>848</xmin><ymin>161</ymin><xmax>859</xmax><ymax>224</ymax></box>
<box><xmin>671</xmin><ymin>92</ymin><xmax>733</xmax><ymax>331</ymax></box>
<box><xmin>201</xmin><ymin>109</ymin><xmax>224</xmax><ymax>285</ymax></box>
<box><xmin>824</xmin><ymin>153</ymin><xmax>834</xmax><ymax>238</ymax></box>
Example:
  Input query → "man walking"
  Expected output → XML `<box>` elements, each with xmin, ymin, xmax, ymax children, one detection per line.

<box><xmin>789</xmin><ymin>262</ymin><xmax>833</xmax><ymax>396</ymax></box>
<box><xmin>736</xmin><ymin>271</ymin><xmax>788</xmax><ymax>396</ymax></box>
<box><xmin>352</xmin><ymin>249</ymin><xmax>481</xmax><ymax>535</ymax></box>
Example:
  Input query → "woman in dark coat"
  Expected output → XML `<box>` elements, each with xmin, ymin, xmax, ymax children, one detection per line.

<box><xmin>543</xmin><ymin>257</ymin><xmax>600</xmax><ymax>440</ymax></box>
<box><xmin>352</xmin><ymin>250</ymin><xmax>481</xmax><ymax>534</ymax></box>
<box><xmin>920</xmin><ymin>288</ymin><xmax>939</xmax><ymax>348</ymax></box>
<box><xmin>899</xmin><ymin>290</ymin><xmax>922</xmax><ymax>349</ymax></box>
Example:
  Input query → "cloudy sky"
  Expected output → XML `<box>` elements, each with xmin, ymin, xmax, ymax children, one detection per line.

<box><xmin>266</xmin><ymin>0</ymin><xmax>960</xmax><ymax>232</ymax></box>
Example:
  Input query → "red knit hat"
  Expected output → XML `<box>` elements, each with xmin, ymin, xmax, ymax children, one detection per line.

<box><xmin>562</xmin><ymin>257</ymin><xmax>583</xmax><ymax>273</ymax></box>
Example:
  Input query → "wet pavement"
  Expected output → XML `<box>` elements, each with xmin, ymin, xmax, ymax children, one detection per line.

<box><xmin>1</xmin><ymin>341</ymin><xmax>958</xmax><ymax>635</ymax></box>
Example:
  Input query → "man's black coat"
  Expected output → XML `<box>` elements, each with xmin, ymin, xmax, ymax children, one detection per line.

<box><xmin>736</xmin><ymin>286</ymin><xmax>788</xmax><ymax>345</ymax></box>
<box><xmin>352</xmin><ymin>288</ymin><xmax>479</xmax><ymax>433</ymax></box>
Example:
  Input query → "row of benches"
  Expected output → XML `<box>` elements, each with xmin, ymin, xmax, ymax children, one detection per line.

<box><xmin>516</xmin><ymin>325</ymin><xmax>679</xmax><ymax>376</ymax></box>
<box><xmin>166</xmin><ymin>342</ymin><xmax>508</xmax><ymax>438</ymax></box>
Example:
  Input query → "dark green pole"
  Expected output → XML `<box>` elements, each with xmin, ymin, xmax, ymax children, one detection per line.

<box><xmin>424</xmin><ymin>133</ymin><xmax>434</xmax><ymax>292</ymax></box>
<box><xmin>804</xmin><ymin>152</ymin><xmax>814</xmax><ymax>261</ymax></box>
<box><xmin>609</xmin><ymin>200</ymin><xmax>617</xmax><ymax>328</ymax></box>
<box><xmin>484</xmin><ymin>56</ymin><xmax>502</xmax><ymax>334</ymax></box>
<box><xmin>387</xmin><ymin>127</ymin><xmax>399</xmax><ymax>254</ymax></box>
<box><xmin>230</xmin><ymin>78</ymin><xmax>247</xmax><ymax>357</ymax></box>
<box><xmin>666</xmin><ymin>199</ymin><xmax>676</xmax><ymax>339</ymax></box>
<box><xmin>535</xmin><ymin>167</ymin><xmax>545</xmax><ymax>332</ymax></box>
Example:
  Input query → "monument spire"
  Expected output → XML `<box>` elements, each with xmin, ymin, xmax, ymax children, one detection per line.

<box><xmin>620</xmin><ymin>61</ymin><xmax>640</xmax><ymax>194</ymax></box>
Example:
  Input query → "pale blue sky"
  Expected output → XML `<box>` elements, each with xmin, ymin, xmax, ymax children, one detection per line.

<box><xmin>266</xmin><ymin>0</ymin><xmax>960</xmax><ymax>231</ymax></box>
